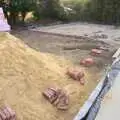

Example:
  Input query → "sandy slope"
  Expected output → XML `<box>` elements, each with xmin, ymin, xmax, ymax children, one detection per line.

<box><xmin>0</xmin><ymin>32</ymin><xmax>102</xmax><ymax>120</ymax></box>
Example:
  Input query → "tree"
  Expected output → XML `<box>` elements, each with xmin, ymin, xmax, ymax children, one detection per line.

<box><xmin>18</xmin><ymin>0</ymin><xmax>35</xmax><ymax>22</ymax></box>
<box><xmin>0</xmin><ymin>0</ymin><xmax>35</xmax><ymax>25</ymax></box>
<box><xmin>90</xmin><ymin>0</ymin><xmax>120</xmax><ymax>24</ymax></box>
<box><xmin>40</xmin><ymin>0</ymin><xmax>61</xmax><ymax>18</ymax></box>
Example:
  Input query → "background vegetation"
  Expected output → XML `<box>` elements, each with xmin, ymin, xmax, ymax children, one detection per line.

<box><xmin>61</xmin><ymin>0</ymin><xmax>120</xmax><ymax>24</ymax></box>
<box><xmin>0</xmin><ymin>0</ymin><xmax>120</xmax><ymax>26</ymax></box>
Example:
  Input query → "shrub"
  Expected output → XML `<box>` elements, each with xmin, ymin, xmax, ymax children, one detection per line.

<box><xmin>36</xmin><ymin>0</ymin><xmax>62</xmax><ymax>19</ymax></box>
<box><xmin>62</xmin><ymin>0</ymin><xmax>120</xmax><ymax>25</ymax></box>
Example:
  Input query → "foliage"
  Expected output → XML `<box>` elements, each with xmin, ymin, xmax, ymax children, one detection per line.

<box><xmin>0</xmin><ymin>0</ymin><xmax>35</xmax><ymax>25</ymax></box>
<box><xmin>61</xmin><ymin>0</ymin><xmax>120</xmax><ymax>24</ymax></box>
<box><xmin>61</xmin><ymin>0</ymin><xmax>91</xmax><ymax>21</ymax></box>
<box><xmin>34</xmin><ymin>0</ymin><xmax>64</xmax><ymax>20</ymax></box>
<box><xmin>1</xmin><ymin>0</ymin><xmax>120</xmax><ymax>26</ymax></box>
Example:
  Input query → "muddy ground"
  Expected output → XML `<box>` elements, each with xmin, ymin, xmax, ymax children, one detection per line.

<box><xmin>12</xmin><ymin>30</ymin><xmax>115</xmax><ymax>68</ymax></box>
<box><xmin>31</xmin><ymin>22</ymin><xmax>120</xmax><ymax>47</ymax></box>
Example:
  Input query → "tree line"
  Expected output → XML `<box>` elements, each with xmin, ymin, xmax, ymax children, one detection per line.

<box><xmin>0</xmin><ymin>0</ymin><xmax>120</xmax><ymax>26</ymax></box>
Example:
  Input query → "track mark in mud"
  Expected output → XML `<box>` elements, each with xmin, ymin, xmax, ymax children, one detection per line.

<box><xmin>63</xmin><ymin>44</ymin><xmax>98</xmax><ymax>51</ymax></box>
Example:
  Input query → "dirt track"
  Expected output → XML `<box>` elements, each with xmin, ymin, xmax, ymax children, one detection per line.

<box><xmin>31</xmin><ymin>22</ymin><xmax>120</xmax><ymax>47</ymax></box>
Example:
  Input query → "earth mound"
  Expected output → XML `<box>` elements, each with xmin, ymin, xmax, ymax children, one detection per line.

<box><xmin>0</xmin><ymin>33</ymin><xmax>93</xmax><ymax>120</ymax></box>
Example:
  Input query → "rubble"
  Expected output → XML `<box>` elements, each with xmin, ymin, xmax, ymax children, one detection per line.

<box><xmin>80</xmin><ymin>58</ymin><xmax>94</xmax><ymax>67</ymax></box>
<box><xmin>91</xmin><ymin>49</ymin><xmax>102</xmax><ymax>56</ymax></box>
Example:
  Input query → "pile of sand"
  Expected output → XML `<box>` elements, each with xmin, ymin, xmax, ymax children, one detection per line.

<box><xmin>0</xmin><ymin>33</ymin><xmax>100</xmax><ymax>120</ymax></box>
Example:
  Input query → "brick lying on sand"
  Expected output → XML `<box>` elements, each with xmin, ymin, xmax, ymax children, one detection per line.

<box><xmin>80</xmin><ymin>58</ymin><xmax>94</xmax><ymax>67</ymax></box>
<box><xmin>43</xmin><ymin>87</ymin><xmax>58</xmax><ymax>103</ymax></box>
<box><xmin>43</xmin><ymin>88</ymin><xmax>69</xmax><ymax>110</ymax></box>
<box><xmin>91</xmin><ymin>49</ymin><xmax>102</xmax><ymax>56</ymax></box>
<box><xmin>0</xmin><ymin>106</ymin><xmax>16</xmax><ymax>120</ymax></box>
<box><xmin>67</xmin><ymin>68</ymin><xmax>85</xmax><ymax>85</ymax></box>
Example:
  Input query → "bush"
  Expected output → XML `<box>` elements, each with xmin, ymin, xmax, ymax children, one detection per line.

<box><xmin>62</xmin><ymin>0</ymin><xmax>120</xmax><ymax>25</ymax></box>
<box><xmin>34</xmin><ymin>0</ymin><xmax>62</xmax><ymax>19</ymax></box>
<box><xmin>33</xmin><ymin>0</ymin><xmax>76</xmax><ymax>21</ymax></box>
<box><xmin>61</xmin><ymin>0</ymin><xmax>92</xmax><ymax>21</ymax></box>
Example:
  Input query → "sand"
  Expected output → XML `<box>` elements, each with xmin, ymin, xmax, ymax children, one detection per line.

<box><xmin>0</xmin><ymin>32</ymin><xmax>112</xmax><ymax>120</ymax></box>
